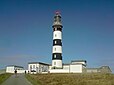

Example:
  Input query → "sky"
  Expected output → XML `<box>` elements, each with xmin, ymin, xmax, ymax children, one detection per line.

<box><xmin>0</xmin><ymin>0</ymin><xmax>114</xmax><ymax>72</ymax></box>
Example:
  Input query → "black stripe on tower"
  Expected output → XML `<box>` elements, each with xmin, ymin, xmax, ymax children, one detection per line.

<box><xmin>54</xmin><ymin>15</ymin><xmax>61</xmax><ymax>18</ymax></box>
<box><xmin>52</xmin><ymin>53</ymin><xmax>62</xmax><ymax>60</ymax></box>
<box><xmin>53</xmin><ymin>27</ymin><xmax>62</xmax><ymax>31</ymax></box>
<box><xmin>53</xmin><ymin>39</ymin><xmax>62</xmax><ymax>46</ymax></box>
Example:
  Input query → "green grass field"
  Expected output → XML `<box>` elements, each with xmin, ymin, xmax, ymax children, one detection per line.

<box><xmin>0</xmin><ymin>73</ymin><xmax>12</xmax><ymax>84</ymax></box>
<box><xmin>26</xmin><ymin>73</ymin><xmax>114</xmax><ymax>85</ymax></box>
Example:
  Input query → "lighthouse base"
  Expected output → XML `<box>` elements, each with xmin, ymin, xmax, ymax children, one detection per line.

<box><xmin>52</xmin><ymin>60</ymin><xmax>62</xmax><ymax>69</ymax></box>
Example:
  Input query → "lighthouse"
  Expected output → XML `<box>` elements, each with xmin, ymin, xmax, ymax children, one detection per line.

<box><xmin>52</xmin><ymin>11</ymin><xmax>63</xmax><ymax>69</ymax></box>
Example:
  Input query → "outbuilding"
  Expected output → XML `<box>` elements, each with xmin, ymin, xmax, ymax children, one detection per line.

<box><xmin>6</xmin><ymin>65</ymin><xmax>24</xmax><ymax>73</ymax></box>
<box><xmin>28</xmin><ymin>62</ymin><xmax>49</xmax><ymax>74</ymax></box>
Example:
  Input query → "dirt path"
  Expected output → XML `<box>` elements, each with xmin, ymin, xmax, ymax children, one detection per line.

<box><xmin>1</xmin><ymin>74</ymin><xmax>32</xmax><ymax>85</ymax></box>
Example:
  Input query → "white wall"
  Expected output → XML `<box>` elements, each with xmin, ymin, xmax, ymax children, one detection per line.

<box><xmin>49</xmin><ymin>69</ymin><xmax>69</xmax><ymax>73</ymax></box>
<box><xmin>28</xmin><ymin>63</ymin><xmax>84</xmax><ymax>73</ymax></box>
<box><xmin>63</xmin><ymin>65</ymin><xmax>70</xmax><ymax>70</ymax></box>
<box><xmin>70</xmin><ymin>64</ymin><xmax>82</xmax><ymax>73</ymax></box>
<box><xmin>49</xmin><ymin>64</ymin><xmax>84</xmax><ymax>73</ymax></box>
<box><xmin>28</xmin><ymin>63</ymin><xmax>49</xmax><ymax>74</ymax></box>
<box><xmin>71</xmin><ymin>61</ymin><xmax>86</xmax><ymax>65</ymax></box>
<box><xmin>28</xmin><ymin>64</ymin><xmax>38</xmax><ymax>73</ymax></box>
<box><xmin>17</xmin><ymin>70</ymin><xmax>27</xmax><ymax>73</ymax></box>
<box><xmin>52</xmin><ymin>46</ymin><xmax>62</xmax><ymax>53</ymax></box>
<box><xmin>49</xmin><ymin>65</ymin><xmax>52</xmax><ymax>69</ymax></box>
<box><xmin>28</xmin><ymin>64</ymin><xmax>37</xmax><ymax>74</ymax></box>
<box><xmin>6</xmin><ymin>66</ymin><xmax>25</xmax><ymax>73</ymax></box>
<box><xmin>6</xmin><ymin>66</ymin><xmax>15</xmax><ymax>73</ymax></box>
<box><xmin>52</xmin><ymin>60</ymin><xmax>62</xmax><ymax>68</ymax></box>
<box><xmin>53</xmin><ymin>31</ymin><xmax>62</xmax><ymax>39</ymax></box>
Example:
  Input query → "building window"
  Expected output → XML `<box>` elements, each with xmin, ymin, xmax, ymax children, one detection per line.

<box><xmin>54</xmin><ymin>54</ymin><xmax>56</xmax><ymax>58</ymax></box>
<box><xmin>54</xmin><ymin>62</ymin><xmax>56</xmax><ymax>65</ymax></box>
<box><xmin>33</xmin><ymin>65</ymin><xmax>35</xmax><ymax>69</ymax></box>
<box><xmin>30</xmin><ymin>65</ymin><xmax>32</xmax><ymax>69</ymax></box>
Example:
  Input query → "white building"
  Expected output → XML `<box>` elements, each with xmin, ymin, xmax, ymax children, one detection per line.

<box><xmin>28</xmin><ymin>62</ymin><xmax>49</xmax><ymax>74</ymax></box>
<box><xmin>84</xmin><ymin>66</ymin><xmax>112</xmax><ymax>73</ymax></box>
<box><xmin>28</xmin><ymin>60</ymin><xmax>87</xmax><ymax>73</ymax></box>
<box><xmin>49</xmin><ymin>60</ymin><xmax>87</xmax><ymax>73</ymax></box>
<box><xmin>6</xmin><ymin>65</ymin><xmax>25</xmax><ymax>73</ymax></box>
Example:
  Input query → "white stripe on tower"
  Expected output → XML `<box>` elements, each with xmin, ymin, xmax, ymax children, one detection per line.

<box><xmin>52</xmin><ymin>11</ymin><xmax>63</xmax><ymax>69</ymax></box>
<box><xmin>52</xmin><ymin>46</ymin><xmax>62</xmax><ymax>53</ymax></box>
<box><xmin>53</xmin><ymin>31</ymin><xmax>62</xmax><ymax>40</ymax></box>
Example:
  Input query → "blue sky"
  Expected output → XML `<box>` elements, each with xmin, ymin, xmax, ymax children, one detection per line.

<box><xmin>0</xmin><ymin>0</ymin><xmax>114</xmax><ymax>72</ymax></box>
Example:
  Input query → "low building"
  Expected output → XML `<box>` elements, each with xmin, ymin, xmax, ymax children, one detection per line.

<box><xmin>28</xmin><ymin>60</ymin><xmax>87</xmax><ymax>73</ymax></box>
<box><xmin>84</xmin><ymin>66</ymin><xmax>112</xmax><ymax>73</ymax></box>
<box><xmin>85</xmin><ymin>68</ymin><xmax>99</xmax><ymax>73</ymax></box>
<box><xmin>6</xmin><ymin>65</ymin><xmax>24</xmax><ymax>73</ymax></box>
<box><xmin>28</xmin><ymin>62</ymin><xmax>49</xmax><ymax>74</ymax></box>
<box><xmin>70</xmin><ymin>60</ymin><xmax>87</xmax><ymax>73</ymax></box>
<box><xmin>28</xmin><ymin>61</ymin><xmax>112</xmax><ymax>74</ymax></box>
<box><xmin>99</xmin><ymin>66</ymin><xmax>112</xmax><ymax>73</ymax></box>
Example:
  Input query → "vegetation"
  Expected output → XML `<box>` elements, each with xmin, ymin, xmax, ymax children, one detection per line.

<box><xmin>25</xmin><ymin>73</ymin><xmax>114</xmax><ymax>85</ymax></box>
<box><xmin>25</xmin><ymin>74</ymin><xmax>41</xmax><ymax>85</ymax></box>
<box><xmin>0</xmin><ymin>73</ymin><xmax>12</xmax><ymax>84</ymax></box>
<box><xmin>0</xmin><ymin>69</ymin><xmax>6</xmax><ymax>74</ymax></box>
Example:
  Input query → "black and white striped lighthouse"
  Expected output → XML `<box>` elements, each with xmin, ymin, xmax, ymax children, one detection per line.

<box><xmin>52</xmin><ymin>11</ymin><xmax>63</xmax><ymax>69</ymax></box>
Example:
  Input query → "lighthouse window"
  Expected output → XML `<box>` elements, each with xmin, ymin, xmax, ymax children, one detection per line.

<box><xmin>55</xmin><ymin>41</ymin><xmax>57</xmax><ymax>44</ymax></box>
<box><xmin>55</xmin><ymin>28</ymin><xmax>57</xmax><ymax>31</ymax></box>
<box><xmin>55</xmin><ymin>34</ymin><xmax>57</xmax><ymax>37</ymax></box>
<box><xmin>54</xmin><ymin>54</ymin><xmax>56</xmax><ymax>58</ymax></box>
<box><xmin>55</xmin><ymin>48</ymin><xmax>56</xmax><ymax>51</ymax></box>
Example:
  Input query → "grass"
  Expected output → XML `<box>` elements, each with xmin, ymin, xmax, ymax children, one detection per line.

<box><xmin>0</xmin><ymin>69</ymin><xmax>6</xmax><ymax>74</ymax></box>
<box><xmin>0</xmin><ymin>73</ymin><xmax>12</xmax><ymax>84</ymax></box>
<box><xmin>25</xmin><ymin>74</ymin><xmax>42</xmax><ymax>85</ymax></box>
<box><xmin>25</xmin><ymin>73</ymin><xmax>114</xmax><ymax>85</ymax></box>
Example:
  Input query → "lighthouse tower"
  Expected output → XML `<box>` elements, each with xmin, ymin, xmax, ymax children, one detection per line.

<box><xmin>52</xmin><ymin>11</ymin><xmax>63</xmax><ymax>69</ymax></box>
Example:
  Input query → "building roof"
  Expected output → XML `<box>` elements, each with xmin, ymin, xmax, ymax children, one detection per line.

<box><xmin>63</xmin><ymin>63</ymin><xmax>86</xmax><ymax>67</ymax></box>
<box><xmin>28</xmin><ymin>62</ymin><xmax>49</xmax><ymax>66</ymax></box>
<box><xmin>63</xmin><ymin>63</ymin><xmax>70</xmax><ymax>65</ymax></box>
<box><xmin>100</xmin><ymin>66</ymin><xmax>111</xmax><ymax>69</ymax></box>
<box><xmin>87</xmin><ymin>66</ymin><xmax>111</xmax><ymax>70</ymax></box>
<box><xmin>7</xmin><ymin>65</ymin><xmax>24</xmax><ymax>68</ymax></box>
<box><xmin>71</xmin><ymin>63</ymin><xmax>86</xmax><ymax>66</ymax></box>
